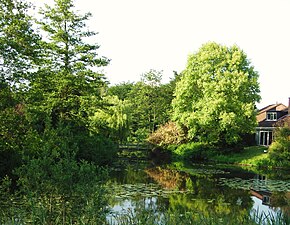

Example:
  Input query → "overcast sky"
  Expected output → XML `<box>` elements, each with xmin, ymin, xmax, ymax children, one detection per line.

<box><xmin>32</xmin><ymin>0</ymin><xmax>290</xmax><ymax>108</ymax></box>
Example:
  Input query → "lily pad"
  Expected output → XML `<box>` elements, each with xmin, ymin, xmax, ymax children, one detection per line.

<box><xmin>219</xmin><ymin>178</ymin><xmax>290</xmax><ymax>192</ymax></box>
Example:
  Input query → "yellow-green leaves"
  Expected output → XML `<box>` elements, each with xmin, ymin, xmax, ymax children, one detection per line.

<box><xmin>172</xmin><ymin>42</ymin><xmax>260</xmax><ymax>146</ymax></box>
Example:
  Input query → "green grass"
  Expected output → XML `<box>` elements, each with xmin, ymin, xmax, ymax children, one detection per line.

<box><xmin>210</xmin><ymin>146</ymin><xmax>269</xmax><ymax>166</ymax></box>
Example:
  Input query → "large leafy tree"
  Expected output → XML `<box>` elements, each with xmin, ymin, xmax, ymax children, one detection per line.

<box><xmin>127</xmin><ymin>70</ymin><xmax>174</xmax><ymax>141</ymax></box>
<box><xmin>172</xmin><ymin>42</ymin><xmax>260</xmax><ymax>146</ymax></box>
<box><xmin>90</xmin><ymin>95</ymin><xmax>132</xmax><ymax>143</ymax></box>
<box><xmin>107</xmin><ymin>81</ymin><xmax>134</xmax><ymax>101</ymax></box>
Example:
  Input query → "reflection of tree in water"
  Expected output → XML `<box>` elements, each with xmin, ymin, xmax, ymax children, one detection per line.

<box><xmin>108</xmin><ymin>164</ymin><xmax>289</xmax><ymax>224</ymax></box>
<box><xmin>269</xmin><ymin>192</ymin><xmax>290</xmax><ymax>218</ymax></box>
<box><xmin>145</xmin><ymin>166</ymin><xmax>188</xmax><ymax>190</ymax></box>
<box><xmin>145</xmin><ymin>166</ymin><xmax>253</xmax><ymax>219</ymax></box>
<box><xmin>111</xmin><ymin>163</ymin><xmax>150</xmax><ymax>184</ymax></box>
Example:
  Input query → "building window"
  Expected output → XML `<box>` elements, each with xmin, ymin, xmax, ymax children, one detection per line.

<box><xmin>266</xmin><ymin>112</ymin><xmax>277</xmax><ymax>121</ymax></box>
<box><xmin>262</xmin><ymin>195</ymin><xmax>271</xmax><ymax>205</ymax></box>
<box><xmin>259</xmin><ymin>131</ymin><xmax>273</xmax><ymax>146</ymax></box>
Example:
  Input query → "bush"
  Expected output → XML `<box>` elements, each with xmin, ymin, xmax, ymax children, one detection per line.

<box><xmin>173</xmin><ymin>142</ymin><xmax>210</xmax><ymax>161</ymax></box>
<box><xmin>128</xmin><ymin>127</ymin><xmax>150</xmax><ymax>143</ymax></box>
<box><xmin>268</xmin><ymin>126</ymin><xmax>290</xmax><ymax>167</ymax></box>
<box><xmin>75</xmin><ymin>134</ymin><xmax>117</xmax><ymax>165</ymax></box>
<box><xmin>147</xmin><ymin>121</ymin><xmax>186</xmax><ymax>147</ymax></box>
<box><xmin>10</xmin><ymin>127</ymin><xmax>110</xmax><ymax>223</ymax></box>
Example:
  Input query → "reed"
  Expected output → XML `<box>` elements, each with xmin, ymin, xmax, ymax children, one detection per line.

<box><xmin>110</xmin><ymin>207</ymin><xmax>289</xmax><ymax>225</ymax></box>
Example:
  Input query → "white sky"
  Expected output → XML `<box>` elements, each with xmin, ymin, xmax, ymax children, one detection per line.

<box><xmin>32</xmin><ymin>0</ymin><xmax>290</xmax><ymax>108</ymax></box>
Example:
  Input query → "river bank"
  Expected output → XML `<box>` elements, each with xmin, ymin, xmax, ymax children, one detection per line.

<box><xmin>165</xmin><ymin>144</ymin><xmax>290</xmax><ymax>170</ymax></box>
<box><xmin>209</xmin><ymin>146</ymin><xmax>269</xmax><ymax>167</ymax></box>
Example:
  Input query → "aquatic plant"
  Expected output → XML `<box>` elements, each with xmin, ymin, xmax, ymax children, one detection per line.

<box><xmin>110</xmin><ymin>206</ymin><xmax>290</xmax><ymax>225</ymax></box>
<box><xmin>219</xmin><ymin>178</ymin><xmax>290</xmax><ymax>192</ymax></box>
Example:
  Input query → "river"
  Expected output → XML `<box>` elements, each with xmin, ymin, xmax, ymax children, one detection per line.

<box><xmin>107</xmin><ymin>160</ymin><xmax>290</xmax><ymax>224</ymax></box>
<box><xmin>0</xmin><ymin>159</ymin><xmax>289</xmax><ymax>224</ymax></box>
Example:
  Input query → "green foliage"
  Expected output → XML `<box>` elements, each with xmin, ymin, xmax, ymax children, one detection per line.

<box><xmin>129</xmin><ymin>127</ymin><xmax>150</xmax><ymax>143</ymax></box>
<box><xmin>38</xmin><ymin>0</ymin><xmax>109</xmax><ymax>72</ymax></box>
<box><xmin>90</xmin><ymin>96</ymin><xmax>131</xmax><ymax>143</ymax></box>
<box><xmin>128</xmin><ymin>70</ymin><xmax>164</xmax><ymax>135</ymax></box>
<box><xmin>106</xmin><ymin>70</ymin><xmax>180</xmax><ymax>143</ymax></box>
<box><xmin>172</xmin><ymin>42</ymin><xmax>260</xmax><ymax>147</ymax></box>
<box><xmin>173</xmin><ymin>142</ymin><xmax>210</xmax><ymax>160</ymax></box>
<box><xmin>28</xmin><ymin>0</ymin><xmax>108</xmax><ymax>128</ymax></box>
<box><xmin>107</xmin><ymin>81</ymin><xmax>134</xmax><ymax>100</ymax></box>
<box><xmin>0</xmin><ymin>177</ymin><xmax>109</xmax><ymax>224</ymax></box>
<box><xmin>0</xmin><ymin>0</ymin><xmax>119</xmax><ymax>177</ymax></box>
<box><xmin>0</xmin><ymin>126</ymin><xmax>111</xmax><ymax>224</ymax></box>
<box><xmin>8</xmin><ymin>127</ymin><xmax>110</xmax><ymax>223</ymax></box>
<box><xmin>22</xmin><ymin>0</ymin><xmax>118</xmax><ymax>166</ymax></box>
<box><xmin>0</xmin><ymin>0</ymin><xmax>40</xmax><ymax>87</ymax></box>
<box><xmin>126</xmin><ymin>70</ymin><xmax>175</xmax><ymax>141</ymax></box>
<box><xmin>210</xmin><ymin>146</ymin><xmax>269</xmax><ymax>166</ymax></box>
<box><xmin>0</xmin><ymin>0</ymin><xmax>40</xmax><ymax>176</ymax></box>
<box><xmin>74</xmin><ymin>133</ymin><xmax>117</xmax><ymax>165</ymax></box>
<box><xmin>0</xmin><ymin>81</ymin><xmax>27</xmax><ymax>177</ymax></box>
<box><xmin>111</xmin><ymin>205</ymin><xmax>287</xmax><ymax>225</ymax></box>
<box><xmin>269</xmin><ymin>126</ymin><xmax>290</xmax><ymax>167</ymax></box>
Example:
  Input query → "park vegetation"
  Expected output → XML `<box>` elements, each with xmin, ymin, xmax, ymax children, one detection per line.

<box><xmin>267</xmin><ymin>118</ymin><xmax>290</xmax><ymax>168</ymax></box>
<box><xmin>0</xmin><ymin>0</ymin><xmax>289</xmax><ymax>223</ymax></box>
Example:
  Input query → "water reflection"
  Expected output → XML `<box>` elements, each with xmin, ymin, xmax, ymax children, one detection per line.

<box><xmin>250</xmin><ymin>174</ymin><xmax>290</xmax><ymax>221</ymax></box>
<box><xmin>108</xmin><ymin>162</ymin><xmax>290</xmax><ymax>222</ymax></box>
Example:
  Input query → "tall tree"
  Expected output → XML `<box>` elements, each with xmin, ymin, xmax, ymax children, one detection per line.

<box><xmin>0</xmin><ymin>0</ymin><xmax>39</xmax><ymax>176</ymax></box>
<box><xmin>0</xmin><ymin>0</ymin><xmax>40</xmax><ymax>88</ymax></box>
<box><xmin>90</xmin><ymin>95</ymin><xmax>132</xmax><ymax>143</ymax></box>
<box><xmin>28</xmin><ymin>0</ymin><xmax>109</xmax><ymax>129</ymax></box>
<box><xmin>127</xmin><ymin>70</ymin><xmax>174</xmax><ymax>141</ymax></box>
<box><xmin>172</xmin><ymin>42</ymin><xmax>260</xmax><ymax>146</ymax></box>
<box><xmin>107</xmin><ymin>81</ymin><xmax>134</xmax><ymax>101</ymax></box>
<box><xmin>23</xmin><ymin>0</ymin><xmax>116</xmax><ymax>165</ymax></box>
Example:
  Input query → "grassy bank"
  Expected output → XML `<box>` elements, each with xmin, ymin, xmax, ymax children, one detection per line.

<box><xmin>210</xmin><ymin>146</ymin><xmax>269</xmax><ymax>167</ymax></box>
<box><xmin>169</xmin><ymin>143</ymin><xmax>278</xmax><ymax>168</ymax></box>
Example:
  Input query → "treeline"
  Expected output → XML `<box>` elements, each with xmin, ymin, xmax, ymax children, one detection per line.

<box><xmin>107</xmin><ymin>70</ymin><xmax>180</xmax><ymax>143</ymax></box>
<box><xmin>0</xmin><ymin>0</ymin><xmax>122</xmax><ymax>222</ymax></box>
<box><xmin>1</xmin><ymin>0</ymin><xmax>288</xmax><ymax>222</ymax></box>
<box><xmin>0</xmin><ymin>0</ymin><xmax>119</xmax><ymax>180</ymax></box>
<box><xmin>0</xmin><ymin>0</ymin><xmax>264</xmax><ymax>179</ymax></box>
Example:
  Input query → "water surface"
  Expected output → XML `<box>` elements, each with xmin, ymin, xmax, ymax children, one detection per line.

<box><xmin>107</xmin><ymin>161</ymin><xmax>290</xmax><ymax>223</ymax></box>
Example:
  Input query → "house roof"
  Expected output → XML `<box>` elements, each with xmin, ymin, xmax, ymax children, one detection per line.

<box><xmin>258</xmin><ymin>120</ymin><xmax>276</xmax><ymax>127</ymax></box>
<box><xmin>278</xmin><ymin>113</ymin><xmax>290</xmax><ymax>120</ymax></box>
<box><xmin>257</xmin><ymin>103</ymin><xmax>288</xmax><ymax>128</ymax></box>
<box><xmin>257</xmin><ymin>103</ymin><xmax>287</xmax><ymax>115</ymax></box>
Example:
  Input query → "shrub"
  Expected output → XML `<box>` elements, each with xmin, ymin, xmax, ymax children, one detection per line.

<box><xmin>11</xmin><ymin>127</ymin><xmax>110</xmax><ymax>223</ymax></box>
<box><xmin>147</xmin><ymin>121</ymin><xmax>186</xmax><ymax>147</ymax></box>
<box><xmin>173</xmin><ymin>142</ymin><xmax>210</xmax><ymax>161</ymax></box>
<box><xmin>75</xmin><ymin>134</ymin><xmax>117</xmax><ymax>165</ymax></box>
<box><xmin>268</xmin><ymin>126</ymin><xmax>290</xmax><ymax>167</ymax></box>
<box><xmin>127</xmin><ymin>127</ymin><xmax>150</xmax><ymax>143</ymax></box>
